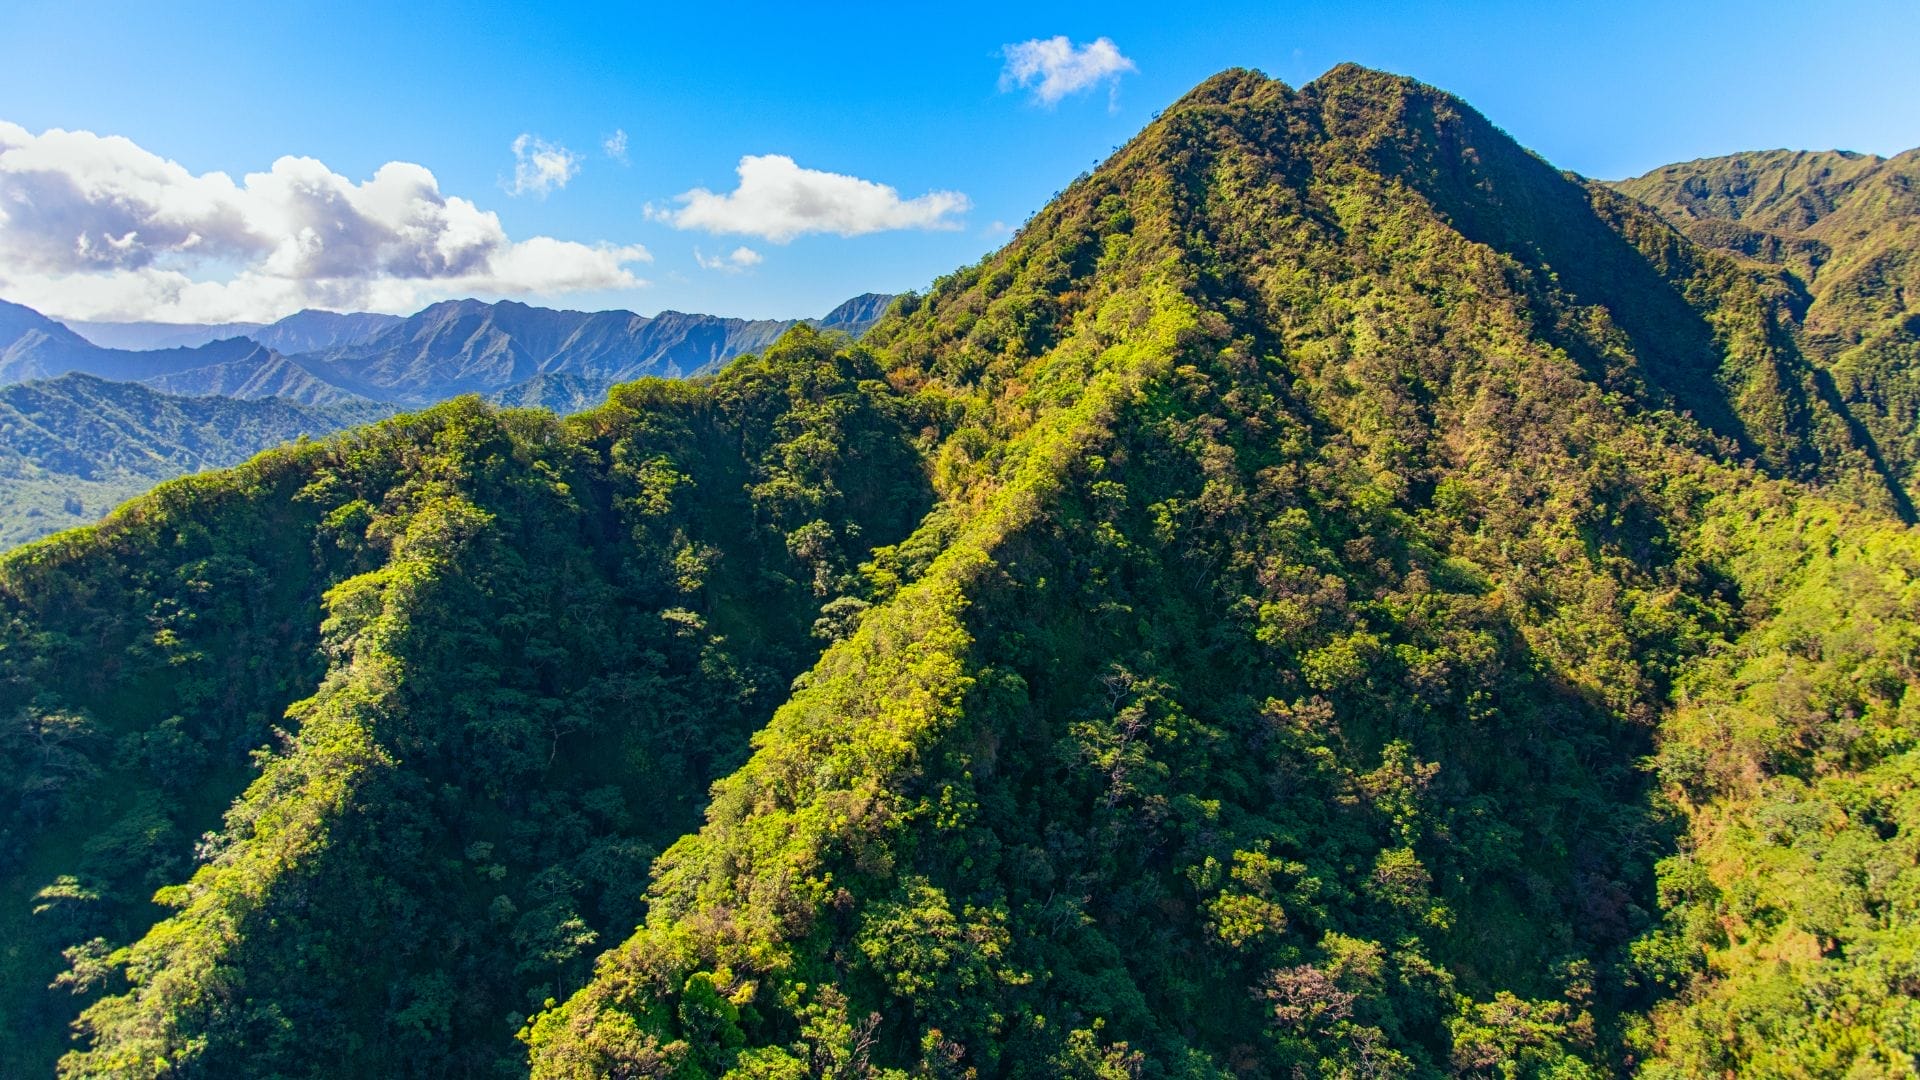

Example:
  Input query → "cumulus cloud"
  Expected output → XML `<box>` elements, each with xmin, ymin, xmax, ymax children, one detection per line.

<box><xmin>1000</xmin><ymin>36</ymin><xmax>1137</xmax><ymax>106</ymax></box>
<box><xmin>653</xmin><ymin>155</ymin><xmax>968</xmax><ymax>243</ymax></box>
<box><xmin>603</xmin><ymin>129</ymin><xmax>629</xmax><ymax>165</ymax></box>
<box><xmin>694</xmin><ymin>245</ymin><xmax>763</xmax><ymax>272</ymax></box>
<box><xmin>509</xmin><ymin>133</ymin><xmax>582</xmax><ymax>197</ymax></box>
<box><xmin>0</xmin><ymin>120</ymin><xmax>649</xmax><ymax>322</ymax></box>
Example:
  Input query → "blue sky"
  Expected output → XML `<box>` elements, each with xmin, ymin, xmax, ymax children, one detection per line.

<box><xmin>1</xmin><ymin>0</ymin><xmax>1915</xmax><ymax>324</ymax></box>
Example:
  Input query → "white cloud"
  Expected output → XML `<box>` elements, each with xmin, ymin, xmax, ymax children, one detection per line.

<box><xmin>0</xmin><ymin>120</ymin><xmax>649</xmax><ymax>322</ymax></box>
<box><xmin>654</xmin><ymin>155</ymin><xmax>968</xmax><ymax>243</ymax></box>
<box><xmin>603</xmin><ymin>129</ymin><xmax>629</xmax><ymax>165</ymax></box>
<box><xmin>509</xmin><ymin>133</ymin><xmax>581</xmax><ymax>197</ymax></box>
<box><xmin>694</xmin><ymin>245</ymin><xmax>763</xmax><ymax>272</ymax></box>
<box><xmin>1000</xmin><ymin>36</ymin><xmax>1137</xmax><ymax>106</ymax></box>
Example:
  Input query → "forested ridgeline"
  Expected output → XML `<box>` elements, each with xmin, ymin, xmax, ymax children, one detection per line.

<box><xmin>0</xmin><ymin>373</ymin><xmax>389</xmax><ymax>546</ymax></box>
<box><xmin>3</xmin><ymin>330</ymin><xmax>934</xmax><ymax>1075</ymax></box>
<box><xmin>5</xmin><ymin>64</ymin><xmax>1920</xmax><ymax>1078</ymax></box>
<box><xmin>1613</xmin><ymin>147</ymin><xmax>1920</xmax><ymax>510</ymax></box>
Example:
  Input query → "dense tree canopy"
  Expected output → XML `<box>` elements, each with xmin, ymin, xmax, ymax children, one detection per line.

<box><xmin>1613</xmin><ymin>147</ymin><xmax>1920</xmax><ymax>513</ymax></box>
<box><xmin>2</xmin><ymin>65</ymin><xmax>1917</xmax><ymax>1078</ymax></box>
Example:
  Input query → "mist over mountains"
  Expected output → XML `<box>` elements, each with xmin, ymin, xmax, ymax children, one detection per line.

<box><xmin>63</xmin><ymin>312</ymin><xmax>417</xmax><ymax>354</ymax></box>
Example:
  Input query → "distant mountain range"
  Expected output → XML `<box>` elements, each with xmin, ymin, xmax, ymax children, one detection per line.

<box><xmin>0</xmin><ymin>293</ymin><xmax>894</xmax><ymax>544</ymax></box>
<box><xmin>0</xmin><ymin>292</ymin><xmax>895</xmax><ymax>409</ymax></box>
<box><xmin>0</xmin><ymin>373</ymin><xmax>387</xmax><ymax>546</ymax></box>
<box><xmin>64</xmin><ymin>311</ymin><xmax>407</xmax><ymax>352</ymax></box>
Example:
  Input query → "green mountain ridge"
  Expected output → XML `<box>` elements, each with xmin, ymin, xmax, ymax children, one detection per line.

<box><xmin>3</xmin><ymin>64</ymin><xmax>1919</xmax><ymax>1078</ymax></box>
<box><xmin>1611</xmin><ymin>147</ymin><xmax>1920</xmax><ymax>505</ymax></box>
<box><xmin>0</xmin><ymin>374</ymin><xmax>389</xmax><ymax>547</ymax></box>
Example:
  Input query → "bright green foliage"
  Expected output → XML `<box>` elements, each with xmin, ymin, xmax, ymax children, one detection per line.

<box><xmin>2</xmin><ymin>329</ymin><xmax>931</xmax><ymax>1076</ymax></box>
<box><xmin>6</xmin><ymin>65</ymin><xmax>1920</xmax><ymax>1079</ymax></box>
<box><xmin>1613</xmin><ymin>148</ymin><xmax>1920</xmax><ymax>511</ymax></box>
<box><xmin>1629</xmin><ymin>493</ymin><xmax>1920</xmax><ymax>1075</ymax></box>
<box><xmin>523</xmin><ymin>67</ymin><xmax>1920</xmax><ymax>1076</ymax></box>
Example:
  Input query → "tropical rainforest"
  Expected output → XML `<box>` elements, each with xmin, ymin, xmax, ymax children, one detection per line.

<box><xmin>3</xmin><ymin>64</ymin><xmax>1919</xmax><ymax>1078</ymax></box>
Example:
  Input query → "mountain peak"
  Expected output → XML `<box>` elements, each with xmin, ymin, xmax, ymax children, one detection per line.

<box><xmin>818</xmin><ymin>292</ymin><xmax>895</xmax><ymax>333</ymax></box>
<box><xmin>1167</xmin><ymin>67</ymin><xmax>1279</xmax><ymax>109</ymax></box>
<box><xmin>408</xmin><ymin>297</ymin><xmax>501</xmax><ymax>321</ymax></box>
<box><xmin>1308</xmin><ymin>60</ymin><xmax>1426</xmax><ymax>92</ymax></box>
<box><xmin>10</xmin><ymin>65</ymin><xmax>1920</xmax><ymax>1080</ymax></box>
<box><xmin>0</xmin><ymin>298</ymin><xmax>94</xmax><ymax>348</ymax></box>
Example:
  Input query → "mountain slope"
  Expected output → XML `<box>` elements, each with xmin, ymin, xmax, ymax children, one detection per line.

<box><xmin>526</xmin><ymin>65</ymin><xmax>1920</xmax><ymax>1077</ymax></box>
<box><xmin>245</xmin><ymin>309</ymin><xmax>405</xmax><ymax>355</ymax></box>
<box><xmin>69</xmin><ymin>310</ymin><xmax>403</xmax><ymax>354</ymax></box>
<box><xmin>303</xmin><ymin>300</ymin><xmax>802</xmax><ymax>404</ymax></box>
<box><xmin>2</xmin><ymin>330</ymin><xmax>935</xmax><ymax>1077</ymax></box>
<box><xmin>1613</xmin><ymin>148</ymin><xmax>1920</xmax><ymax>505</ymax></box>
<box><xmin>0</xmin><ymin>300</ymin><xmax>117</xmax><ymax>383</ymax></box>
<box><xmin>0</xmin><ymin>374</ymin><xmax>388</xmax><ymax>545</ymax></box>
<box><xmin>817</xmin><ymin>291</ymin><xmax>898</xmax><ymax>337</ymax></box>
<box><xmin>1612</xmin><ymin>149</ymin><xmax>1903</xmax><ymax>237</ymax></box>
<box><xmin>0</xmin><ymin>320</ymin><xmax>336</xmax><ymax>397</ymax></box>
<box><xmin>3</xmin><ymin>296</ymin><xmax>896</xmax><ymax>413</ymax></box>
<box><xmin>134</xmin><ymin>343</ymin><xmax>371</xmax><ymax>406</ymax></box>
<box><xmin>484</xmin><ymin>371</ymin><xmax>624</xmax><ymax>413</ymax></box>
<box><xmin>5</xmin><ymin>66</ymin><xmax>1919</xmax><ymax>1080</ymax></box>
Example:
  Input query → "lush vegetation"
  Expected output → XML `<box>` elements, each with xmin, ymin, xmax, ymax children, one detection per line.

<box><xmin>3</xmin><ymin>65</ymin><xmax>1918</xmax><ymax>1078</ymax></box>
<box><xmin>0</xmin><ymin>374</ymin><xmax>388</xmax><ymax>546</ymax></box>
<box><xmin>3</xmin><ymin>331</ymin><xmax>932</xmax><ymax>1075</ymax></box>
<box><xmin>1613</xmin><ymin>148</ymin><xmax>1920</xmax><ymax>511</ymax></box>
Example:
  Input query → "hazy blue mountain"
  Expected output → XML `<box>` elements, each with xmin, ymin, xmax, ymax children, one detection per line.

<box><xmin>616</xmin><ymin>308</ymin><xmax>794</xmax><ymax>374</ymax></box>
<box><xmin>0</xmin><ymin>373</ymin><xmax>388</xmax><ymax>546</ymax></box>
<box><xmin>3</xmin><ymin>294</ymin><xmax>898</xmax><ymax>412</ymax></box>
<box><xmin>299</xmin><ymin>297</ymin><xmax>883</xmax><ymax>404</ymax></box>
<box><xmin>11</xmin><ymin>336</ymin><xmax>310</xmax><ymax>388</ymax></box>
<box><xmin>815</xmin><ymin>291</ymin><xmax>896</xmax><ymax>336</ymax></box>
<box><xmin>308</xmin><ymin>299</ymin><xmax>658</xmax><ymax>400</ymax></box>
<box><xmin>0</xmin><ymin>292</ymin><xmax>897</xmax><ymax>546</ymax></box>
<box><xmin>0</xmin><ymin>300</ymin><xmax>113</xmax><ymax>382</ymax></box>
<box><xmin>140</xmin><ymin>346</ymin><xmax>374</xmax><ymax>406</ymax></box>
<box><xmin>66</xmin><ymin>320</ymin><xmax>267</xmax><ymax>351</ymax></box>
<box><xmin>246</xmin><ymin>309</ymin><xmax>405</xmax><ymax>354</ymax></box>
<box><xmin>485</xmin><ymin>371</ymin><xmax>621</xmax><ymax>413</ymax></box>
<box><xmin>69</xmin><ymin>310</ymin><xmax>402</xmax><ymax>355</ymax></box>
<box><xmin>0</xmin><ymin>309</ymin><xmax>300</xmax><ymax>390</ymax></box>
